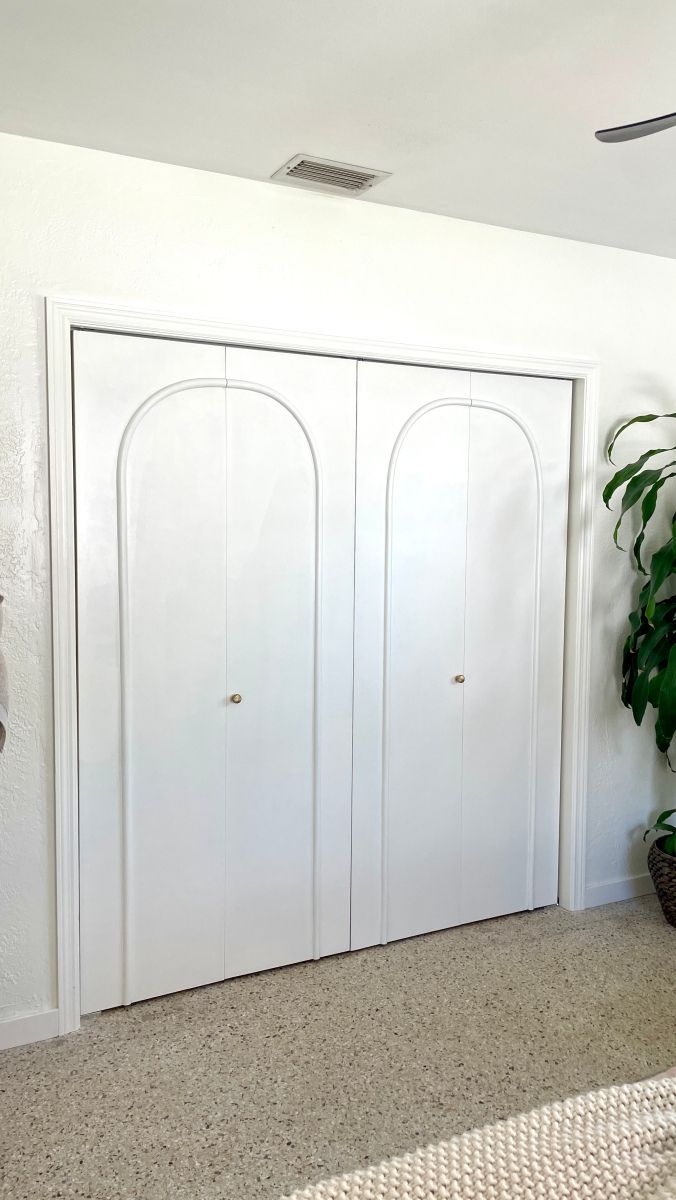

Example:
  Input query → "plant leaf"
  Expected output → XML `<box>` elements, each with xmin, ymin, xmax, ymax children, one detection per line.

<box><xmin>646</xmin><ymin>822</ymin><xmax>676</xmax><ymax>849</ymax></box>
<box><xmin>635</xmin><ymin>602</ymin><xmax>676</xmax><ymax>671</ymax></box>
<box><xmin>608</xmin><ymin>412</ymin><xmax>676</xmax><ymax>463</ymax></box>
<box><xmin>648</xmin><ymin>669</ymin><xmax>666</xmax><ymax>706</ymax></box>
<box><xmin>645</xmin><ymin>528</ymin><xmax>676</xmax><ymax>620</ymax></box>
<box><xmin>655</xmin><ymin>721</ymin><xmax>672</xmax><ymax>754</ymax></box>
<box><xmin>651</xmin><ymin>821</ymin><xmax>676</xmax><ymax>836</ymax></box>
<box><xmin>655</xmin><ymin>643</ymin><xmax>676</xmax><ymax>752</ymax></box>
<box><xmin>603</xmin><ymin>446</ymin><xmax>676</xmax><ymax>508</ymax></box>
<box><xmin>632</xmin><ymin>472</ymin><xmax>676</xmax><ymax>572</ymax></box>
<box><xmin>612</xmin><ymin>464</ymin><xmax>676</xmax><ymax>549</ymax></box>
<box><xmin>630</xmin><ymin>668</ymin><xmax>651</xmax><ymax>725</ymax></box>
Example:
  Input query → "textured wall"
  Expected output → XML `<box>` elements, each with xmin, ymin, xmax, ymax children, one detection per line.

<box><xmin>2</xmin><ymin>132</ymin><xmax>676</xmax><ymax>1022</ymax></box>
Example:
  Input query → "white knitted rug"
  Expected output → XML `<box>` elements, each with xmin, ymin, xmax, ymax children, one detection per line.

<box><xmin>284</xmin><ymin>1077</ymin><xmax>676</xmax><ymax>1200</ymax></box>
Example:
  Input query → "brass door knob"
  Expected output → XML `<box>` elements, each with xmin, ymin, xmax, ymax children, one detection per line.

<box><xmin>454</xmin><ymin>674</ymin><xmax>466</xmax><ymax>683</ymax></box>
<box><xmin>230</xmin><ymin>693</ymin><xmax>242</xmax><ymax>704</ymax></box>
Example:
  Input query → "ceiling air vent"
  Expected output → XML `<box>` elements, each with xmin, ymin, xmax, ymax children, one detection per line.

<box><xmin>271</xmin><ymin>154</ymin><xmax>390</xmax><ymax>196</ymax></box>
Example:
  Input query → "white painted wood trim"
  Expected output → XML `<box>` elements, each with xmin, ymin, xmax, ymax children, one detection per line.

<box><xmin>557</xmin><ymin>374</ymin><xmax>598</xmax><ymax>912</ymax></box>
<box><xmin>46</xmin><ymin>299</ymin><xmax>81</xmax><ymax>1037</ymax></box>
<box><xmin>0</xmin><ymin>1007</ymin><xmax>60</xmax><ymax>1052</ymax></box>
<box><xmin>584</xmin><ymin>873</ymin><xmax>654</xmax><ymax>908</ymax></box>
<box><xmin>46</xmin><ymin>294</ymin><xmax>599</xmax><ymax>1038</ymax></box>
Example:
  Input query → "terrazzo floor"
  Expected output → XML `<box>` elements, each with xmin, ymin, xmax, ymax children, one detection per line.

<box><xmin>1</xmin><ymin>896</ymin><xmax>674</xmax><ymax>1199</ymax></box>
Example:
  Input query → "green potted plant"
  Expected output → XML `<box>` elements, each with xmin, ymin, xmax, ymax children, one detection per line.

<box><xmin>604</xmin><ymin>412</ymin><xmax>676</xmax><ymax>926</ymax></box>
<box><xmin>643</xmin><ymin>809</ymin><xmax>676</xmax><ymax>925</ymax></box>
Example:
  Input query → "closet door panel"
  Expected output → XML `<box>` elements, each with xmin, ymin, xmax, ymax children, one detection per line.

<box><xmin>352</xmin><ymin>361</ymin><xmax>472</xmax><ymax>949</ymax></box>
<box><xmin>386</xmin><ymin>404</ymin><xmax>469</xmax><ymax>941</ymax></box>
<box><xmin>469</xmin><ymin>373</ymin><xmax>571</xmax><ymax>909</ymax></box>
<box><xmin>75</xmin><ymin>332</ymin><xmax>227</xmax><ymax>1013</ymax></box>
<box><xmin>461</xmin><ymin>406</ymin><xmax>537</xmax><ymax>923</ymax></box>
<box><xmin>124</xmin><ymin>387</ymin><xmax>228</xmax><ymax>1002</ymax></box>
<box><xmin>224</xmin><ymin>383</ymin><xmax>315</xmax><ymax>975</ymax></box>
<box><xmin>224</xmin><ymin>348</ymin><xmax>356</xmax><ymax>974</ymax></box>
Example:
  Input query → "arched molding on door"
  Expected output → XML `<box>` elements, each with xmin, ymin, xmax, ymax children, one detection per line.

<box><xmin>379</xmin><ymin>396</ymin><xmax>543</xmax><ymax>941</ymax></box>
<box><xmin>116</xmin><ymin>377</ymin><xmax>324</xmax><ymax>1003</ymax></box>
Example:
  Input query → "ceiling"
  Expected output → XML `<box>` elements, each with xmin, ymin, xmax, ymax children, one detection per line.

<box><xmin>3</xmin><ymin>0</ymin><xmax>676</xmax><ymax>257</ymax></box>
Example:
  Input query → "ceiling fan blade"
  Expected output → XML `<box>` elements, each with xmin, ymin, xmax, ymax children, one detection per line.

<box><xmin>595</xmin><ymin>111</ymin><xmax>676</xmax><ymax>142</ymax></box>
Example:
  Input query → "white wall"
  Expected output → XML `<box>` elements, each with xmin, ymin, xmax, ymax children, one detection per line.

<box><xmin>1</xmin><ymin>131</ymin><xmax>675</xmax><ymax>1025</ymax></box>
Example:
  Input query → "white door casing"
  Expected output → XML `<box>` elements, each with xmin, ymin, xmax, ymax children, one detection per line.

<box><xmin>67</xmin><ymin>319</ymin><xmax>581</xmax><ymax>1032</ymax></box>
<box><xmin>48</xmin><ymin>298</ymin><xmax>595</xmax><ymax>1042</ymax></box>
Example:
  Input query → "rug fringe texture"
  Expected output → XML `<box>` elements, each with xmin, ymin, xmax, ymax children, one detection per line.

<box><xmin>283</xmin><ymin>1078</ymin><xmax>676</xmax><ymax>1199</ymax></box>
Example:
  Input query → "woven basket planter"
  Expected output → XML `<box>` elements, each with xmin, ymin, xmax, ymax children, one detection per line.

<box><xmin>647</xmin><ymin>836</ymin><xmax>676</xmax><ymax>928</ymax></box>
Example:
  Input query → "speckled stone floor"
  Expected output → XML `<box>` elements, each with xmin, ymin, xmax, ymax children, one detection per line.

<box><xmin>1</xmin><ymin>896</ymin><xmax>674</xmax><ymax>1199</ymax></box>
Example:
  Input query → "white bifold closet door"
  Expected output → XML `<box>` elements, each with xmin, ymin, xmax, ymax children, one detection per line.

<box><xmin>351</xmin><ymin>362</ymin><xmax>572</xmax><ymax>949</ymax></box>
<box><xmin>75</xmin><ymin>332</ymin><xmax>356</xmax><ymax>1013</ymax></box>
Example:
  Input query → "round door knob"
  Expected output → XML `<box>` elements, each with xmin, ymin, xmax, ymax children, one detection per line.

<box><xmin>230</xmin><ymin>693</ymin><xmax>242</xmax><ymax>704</ymax></box>
<box><xmin>454</xmin><ymin>674</ymin><xmax>466</xmax><ymax>684</ymax></box>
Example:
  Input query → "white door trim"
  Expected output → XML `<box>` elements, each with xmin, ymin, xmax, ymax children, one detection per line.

<box><xmin>46</xmin><ymin>294</ymin><xmax>599</xmax><ymax>1038</ymax></box>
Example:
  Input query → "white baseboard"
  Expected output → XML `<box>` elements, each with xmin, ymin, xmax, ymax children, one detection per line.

<box><xmin>584</xmin><ymin>873</ymin><xmax>654</xmax><ymax>909</ymax></box>
<box><xmin>0</xmin><ymin>1007</ymin><xmax>60</xmax><ymax>1051</ymax></box>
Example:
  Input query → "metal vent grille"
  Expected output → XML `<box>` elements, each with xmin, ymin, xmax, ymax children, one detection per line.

<box><xmin>271</xmin><ymin>154</ymin><xmax>390</xmax><ymax>196</ymax></box>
